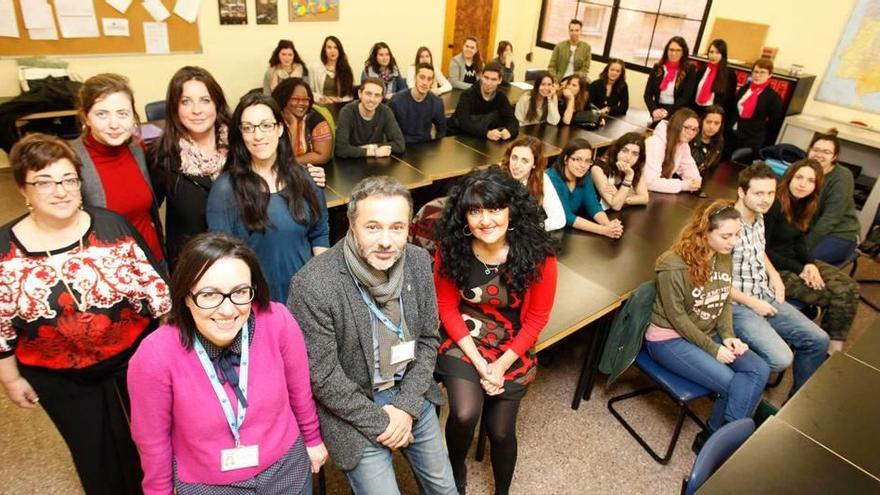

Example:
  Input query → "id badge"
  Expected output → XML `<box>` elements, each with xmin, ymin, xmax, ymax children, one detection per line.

<box><xmin>220</xmin><ymin>444</ymin><xmax>259</xmax><ymax>471</ymax></box>
<box><xmin>390</xmin><ymin>340</ymin><xmax>416</xmax><ymax>365</ymax></box>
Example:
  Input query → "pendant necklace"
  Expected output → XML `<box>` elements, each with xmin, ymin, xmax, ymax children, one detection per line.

<box><xmin>475</xmin><ymin>252</ymin><xmax>502</xmax><ymax>276</ymax></box>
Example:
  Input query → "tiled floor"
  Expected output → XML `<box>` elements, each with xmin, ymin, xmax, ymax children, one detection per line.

<box><xmin>0</xmin><ymin>168</ymin><xmax>876</xmax><ymax>494</ymax></box>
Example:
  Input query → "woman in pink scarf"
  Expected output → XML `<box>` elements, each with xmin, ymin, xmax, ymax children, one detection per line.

<box><xmin>692</xmin><ymin>39</ymin><xmax>738</xmax><ymax>119</ymax></box>
<box><xmin>726</xmin><ymin>58</ymin><xmax>783</xmax><ymax>162</ymax></box>
<box><xmin>644</xmin><ymin>36</ymin><xmax>697</xmax><ymax>124</ymax></box>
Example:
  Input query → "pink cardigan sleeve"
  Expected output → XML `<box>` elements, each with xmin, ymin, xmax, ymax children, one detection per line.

<box><xmin>644</xmin><ymin>134</ymin><xmax>686</xmax><ymax>194</ymax></box>
<box><xmin>676</xmin><ymin>143</ymin><xmax>702</xmax><ymax>183</ymax></box>
<box><xmin>509</xmin><ymin>257</ymin><xmax>558</xmax><ymax>357</ymax></box>
<box><xmin>274</xmin><ymin>303</ymin><xmax>323</xmax><ymax>447</ymax></box>
<box><xmin>434</xmin><ymin>251</ymin><xmax>470</xmax><ymax>343</ymax></box>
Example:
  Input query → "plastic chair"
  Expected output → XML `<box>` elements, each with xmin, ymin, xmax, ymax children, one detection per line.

<box><xmin>312</xmin><ymin>104</ymin><xmax>336</xmax><ymax>155</ymax></box>
<box><xmin>144</xmin><ymin>100</ymin><xmax>166</xmax><ymax>122</ymax></box>
<box><xmin>680</xmin><ymin>418</ymin><xmax>755</xmax><ymax>495</ymax></box>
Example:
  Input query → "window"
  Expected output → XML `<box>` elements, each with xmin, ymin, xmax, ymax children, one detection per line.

<box><xmin>537</xmin><ymin>0</ymin><xmax>712</xmax><ymax>73</ymax></box>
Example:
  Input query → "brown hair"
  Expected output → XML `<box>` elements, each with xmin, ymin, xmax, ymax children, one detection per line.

<box><xmin>671</xmin><ymin>199</ymin><xmax>741</xmax><ymax>286</ymax></box>
<box><xmin>737</xmin><ymin>161</ymin><xmax>777</xmax><ymax>192</ymax></box>
<box><xmin>809</xmin><ymin>128</ymin><xmax>840</xmax><ymax>162</ymax></box>
<box><xmin>168</xmin><ymin>232</ymin><xmax>271</xmax><ymax>350</ymax></box>
<box><xmin>753</xmin><ymin>58</ymin><xmax>774</xmax><ymax>74</ymax></box>
<box><xmin>500</xmin><ymin>136</ymin><xmax>547</xmax><ymax>203</ymax></box>
<box><xmin>596</xmin><ymin>131</ymin><xmax>646</xmax><ymax>186</ymax></box>
<box><xmin>599</xmin><ymin>58</ymin><xmax>627</xmax><ymax>96</ymax></box>
<box><xmin>778</xmin><ymin>159</ymin><xmax>824</xmax><ymax>232</ymax></box>
<box><xmin>560</xmin><ymin>74</ymin><xmax>589</xmax><ymax>111</ymax></box>
<box><xmin>653</xmin><ymin>37</ymin><xmax>690</xmax><ymax>91</ymax></box>
<box><xmin>360</xmin><ymin>76</ymin><xmax>387</xmax><ymax>96</ymax></box>
<box><xmin>77</xmin><ymin>73</ymin><xmax>141</xmax><ymax>135</ymax></box>
<box><xmin>463</xmin><ymin>36</ymin><xmax>484</xmax><ymax>73</ymax></box>
<box><xmin>525</xmin><ymin>72</ymin><xmax>554</xmax><ymax>122</ymax></box>
<box><xmin>496</xmin><ymin>40</ymin><xmax>512</xmax><ymax>59</ymax></box>
<box><xmin>661</xmin><ymin>107</ymin><xmax>699</xmax><ymax>177</ymax></box>
<box><xmin>413</xmin><ymin>46</ymin><xmax>433</xmax><ymax>67</ymax></box>
<box><xmin>10</xmin><ymin>133</ymin><xmax>83</xmax><ymax>187</ymax></box>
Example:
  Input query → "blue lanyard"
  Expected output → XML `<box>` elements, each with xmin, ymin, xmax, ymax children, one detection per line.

<box><xmin>354</xmin><ymin>284</ymin><xmax>406</xmax><ymax>341</ymax></box>
<box><xmin>193</xmin><ymin>322</ymin><xmax>250</xmax><ymax>446</ymax></box>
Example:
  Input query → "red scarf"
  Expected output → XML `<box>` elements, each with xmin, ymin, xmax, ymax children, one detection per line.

<box><xmin>658</xmin><ymin>61</ymin><xmax>679</xmax><ymax>91</ymax></box>
<box><xmin>696</xmin><ymin>63</ymin><xmax>718</xmax><ymax>105</ymax></box>
<box><xmin>739</xmin><ymin>81</ymin><xmax>770</xmax><ymax>119</ymax></box>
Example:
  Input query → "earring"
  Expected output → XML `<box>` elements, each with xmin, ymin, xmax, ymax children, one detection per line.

<box><xmin>507</xmin><ymin>225</ymin><xmax>515</xmax><ymax>231</ymax></box>
<box><xmin>25</xmin><ymin>201</ymin><xmax>33</xmax><ymax>211</ymax></box>
<box><xmin>463</xmin><ymin>225</ymin><xmax>473</xmax><ymax>237</ymax></box>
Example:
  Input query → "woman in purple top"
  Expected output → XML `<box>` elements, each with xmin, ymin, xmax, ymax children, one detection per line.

<box><xmin>127</xmin><ymin>232</ymin><xmax>327</xmax><ymax>494</ymax></box>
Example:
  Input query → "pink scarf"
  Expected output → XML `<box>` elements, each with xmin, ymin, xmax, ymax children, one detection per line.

<box><xmin>696</xmin><ymin>63</ymin><xmax>718</xmax><ymax>105</ymax></box>
<box><xmin>739</xmin><ymin>81</ymin><xmax>770</xmax><ymax>119</ymax></box>
<box><xmin>178</xmin><ymin>125</ymin><xmax>228</xmax><ymax>179</ymax></box>
<box><xmin>658</xmin><ymin>61</ymin><xmax>679</xmax><ymax>91</ymax></box>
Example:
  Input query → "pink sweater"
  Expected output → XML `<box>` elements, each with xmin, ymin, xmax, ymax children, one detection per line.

<box><xmin>644</xmin><ymin>120</ymin><xmax>701</xmax><ymax>193</ymax></box>
<box><xmin>128</xmin><ymin>302</ymin><xmax>322</xmax><ymax>493</ymax></box>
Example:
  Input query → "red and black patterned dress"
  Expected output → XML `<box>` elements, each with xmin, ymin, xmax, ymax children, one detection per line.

<box><xmin>435</xmin><ymin>252</ymin><xmax>558</xmax><ymax>399</ymax></box>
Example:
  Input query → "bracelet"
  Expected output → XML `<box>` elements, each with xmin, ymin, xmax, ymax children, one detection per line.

<box><xmin>621</xmin><ymin>181</ymin><xmax>632</xmax><ymax>188</ymax></box>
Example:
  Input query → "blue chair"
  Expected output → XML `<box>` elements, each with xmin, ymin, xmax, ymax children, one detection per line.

<box><xmin>608</xmin><ymin>348</ymin><xmax>714</xmax><ymax>464</ymax></box>
<box><xmin>144</xmin><ymin>100</ymin><xmax>166</xmax><ymax>122</ymax></box>
<box><xmin>681</xmin><ymin>418</ymin><xmax>755</xmax><ymax>495</ymax></box>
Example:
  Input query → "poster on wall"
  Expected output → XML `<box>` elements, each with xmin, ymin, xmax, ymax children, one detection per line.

<box><xmin>289</xmin><ymin>0</ymin><xmax>338</xmax><ymax>22</ymax></box>
<box><xmin>256</xmin><ymin>0</ymin><xmax>277</xmax><ymax>24</ymax></box>
<box><xmin>218</xmin><ymin>0</ymin><xmax>247</xmax><ymax>24</ymax></box>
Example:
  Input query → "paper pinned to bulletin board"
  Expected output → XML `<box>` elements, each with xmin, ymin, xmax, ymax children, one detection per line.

<box><xmin>289</xmin><ymin>0</ymin><xmax>338</xmax><ymax>22</ymax></box>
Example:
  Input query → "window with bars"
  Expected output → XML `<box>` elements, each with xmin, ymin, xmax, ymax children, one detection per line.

<box><xmin>537</xmin><ymin>0</ymin><xmax>712</xmax><ymax>72</ymax></box>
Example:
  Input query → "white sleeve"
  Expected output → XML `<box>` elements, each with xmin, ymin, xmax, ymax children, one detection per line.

<box><xmin>406</xmin><ymin>65</ymin><xmax>416</xmax><ymax>89</ymax></box>
<box><xmin>515</xmin><ymin>93</ymin><xmax>530</xmax><ymax>125</ymax></box>
<box><xmin>434</xmin><ymin>70</ymin><xmax>453</xmax><ymax>94</ymax></box>
<box><xmin>542</xmin><ymin>173</ymin><xmax>567</xmax><ymax>231</ymax></box>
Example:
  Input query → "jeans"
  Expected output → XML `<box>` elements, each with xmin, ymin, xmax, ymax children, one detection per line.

<box><xmin>344</xmin><ymin>387</ymin><xmax>457</xmax><ymax>495</ymax></box>
<box><xmin>811</xmin><ymin>236</ymin><xmax>858</xmax><ymax>267</ymax></box>
<box><xmin>645</xmin><ymin>335</ymin><xmax>770</xmax><ymax>432</ymax></box>
<box><xmin>732</xmin><ymin>300</ymin><xmax>830</xmax><ymax>395</ymax></box>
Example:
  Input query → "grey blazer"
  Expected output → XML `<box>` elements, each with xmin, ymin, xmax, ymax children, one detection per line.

<box><xmin>288</xmin><ymin>241</ymin><xmax>443</xmax><ymax>471</ymax></box>
<box><xmin>448</xmin><ymin>53</ymin><xmax>474</xmax><ymax>90</ymax></box>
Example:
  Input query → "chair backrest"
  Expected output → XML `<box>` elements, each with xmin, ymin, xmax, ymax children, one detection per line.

<box><xmin>524</xmin><ymin>68</ymin><xmax>544</xmax><ymax>83</ymax></box>
<box><xmin>682</xmin><ymin>418</ymin><xmax>755</xmax><ymax>495</ymax></box>
<box><xmin>409</xmin><ymin>196</ymin><xmax>448</xmax><ymax>257</ymax></box>
<box><xmin>144</xmin><ymin>100</ymin><xmax>166</xmax><ymax>122</ymax></box>
<box><xmin>312</xmin><ymin>104</ymin><xmax>336</xmax><ymax>154</ymax></box>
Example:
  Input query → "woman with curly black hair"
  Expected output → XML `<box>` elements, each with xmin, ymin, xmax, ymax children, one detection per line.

<box><xmin>434</xmin><ymin>166</ymin><xmax>557</xmax><ymax>495</ymax></box>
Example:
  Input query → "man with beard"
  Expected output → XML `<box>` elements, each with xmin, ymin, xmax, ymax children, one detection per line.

<box><xmin>730</xmin><ymin>162</ymin><xmax>830</xmax><ymax>397</ymax></box>
<box><xmin>288</xmin><ymin>176</ymin><xmax>456</xmax><ymax>494</ymax></box>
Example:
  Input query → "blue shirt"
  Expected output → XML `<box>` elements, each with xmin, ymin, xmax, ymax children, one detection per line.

<box><xmin>546</xmin><ymin>167</ymin><xmax>603</xmax><ymax>227</ymax></box>
<box><xmin>206</xmin><ymin>173</ymin><xmax>330</xmax><ymax>302</ymax></box>
<box><xmin>389</xmin><ymin>90</ymin><xmax>447</xmax><ymax>143</ymax></box>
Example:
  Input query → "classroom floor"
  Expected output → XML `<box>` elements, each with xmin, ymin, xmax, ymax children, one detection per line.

<box><xmin>0</xmin><ymin>167</ymin><xmax>877</xmax><ymax>494</ymax></box>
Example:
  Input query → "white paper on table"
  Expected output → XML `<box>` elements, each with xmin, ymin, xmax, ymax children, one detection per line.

<box><xmin>29</xmin><ymin>25</ymin><xmax>58</xmax><ymax>39</ymax></box>
<box><xmin>511</xmin><ymin>82</ymin><xmax>534</xmax><ymax>90</ymax></box>
<box><xmin>21</xmin><ymin>0</ymin><xmax>54</xmax><ymax>29</ymax></box>
<box><xmin>58</xmin><ymin>15</ymin><xmax>99</xmax><ymax>37</ymax></box>
<box><xmin>173</xmin><ymin>0</ymin><xmax>199</xmax><ymax>23</ymax></box>
<box><xmin>105</xmin><ymin>0</ymin><xmax>131</xmax><ymax>13</ymax></box>
<box><xmin>101</xmin><ymin>17</ymin><xmax>129</xmax><ymax>36</ymax></box>
<box><xmin>54</xmin><ymin>0</ymin><xmax>97</xmax><ymax>17</ymax></box>
<box><xmin>143</xmin><ymin>21</ymin><xmax>169</xmax><ymax>53</ymax></box>
<box><xmin>0</xmin><ymin>0</ymin><xmax>21</xmax><ymax>37</ymax></box>
<box><xmin>141</xmin><ymin>0</ymin><xmax>170</xmax><ymax>21</ymax></box>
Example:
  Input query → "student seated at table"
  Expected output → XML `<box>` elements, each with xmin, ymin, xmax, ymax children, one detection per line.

<box><xmin>591</xmin><ymin>131</ymin><xmax>649</xmax><ymax>211</ymax></box>
<box><xmin>406</xmin><ymin>46</ymin><xmax>453</xmax><ymax>95</ymax></box>
<box><xmin>490</xmin><ymin>40</ymin><xmax>515</xmax><ymax>84</ymax></box>
<box><xmin>334</xmin><ymin>77</ymin><xmax>406</xmax><ymax>158</ymax></box>
<box><xmin>449</xmin><ymin>36</ymin><xmax>484</xmax><ymax>90</ymax></box>
<box><xmin>263</xmin><ymin>39</ymin><xmax>307</xmax><ymax>95</ymax></box>
<box><xmin>557</xmin><ymin>74</ymin><xmax>589</xmax><ymax>125</ymax></box>
<box><xmin>644</xmin><ymin>36</ymin><xmax>696</xmax><ymax>125</ymax></box>
<box><xmin>514</xmin><ymin>72</ymin><xmax>560</xmax><ymax>125</ymax></box>
<box><xmin>361</xmin><ymin>42</ymin><xmax>407</xmax><ymax>99</ymax></box>
<box><xmin>691</xmin><ymin>39</ymin><xmax>737</xmax><ymax>119</ymax></box>
<box><xmin>647</xmin><ymin>200</ymin><xmax>769</xmax><ymax>452</ymax></box>
<box><xmin>389</xmin><ymin>63</ymin><xmax>447</xmax><ymax>144</ymax></box>
<box><xmin>803</xmin><ymin>130</ymin><xmax>861</xmax><ymax>266</ymax></box>
<box><xmin>765</xmin><ymin>159</ymin><xmax>859</xmax><ymax>354</ymax></box>
<box><xmin>726</xmin><ymin>58</ymin><xmax>783</xmax><ymax>163</ymax></box>
<box><xmin>272</xmin><ymin>77</ymin><xmax>332</xmax><ymax>166</ymax></box>
<box><xmin>310</xmin><ymin>35</ymin><xmax>355</xmax><ymax>104</ymax></box>
<box><xmin>499</xmin><ymin>136</ymin><xmax>565</xmax><ymax>230</ymax></box>
<box><xmin>588</xmin><ymin>58</ymin><xmax>629</xmax><ymax>117</ymax></box>
<box><xmin>689</xmin><ymin>105</ymin><xmax>725</xmax><ymax>177</ymax></box>
<box><xmin>644</xmin><ymin>107</ymin><xmax>702</xmax><ymax>194</ymax></box>
<box><xmin>547</xmin><ymin>138</ymin><xmax>624</xmax><ymax>238</ymax></box>
<box><xmin>448</xmin><ymin>62</ymin><xmax>519</xmax><ymax>141</ymax></box>
<box><xmin>547</xmin><ymin>18</ymin><xmax>590</xmax><ymax>81</ymax></box>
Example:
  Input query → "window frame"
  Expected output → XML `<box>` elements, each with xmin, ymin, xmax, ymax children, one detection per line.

<box><xmin>536</xmin><ymin>0</ymin><xmax>714</xmax><ymax>74</ymax></box>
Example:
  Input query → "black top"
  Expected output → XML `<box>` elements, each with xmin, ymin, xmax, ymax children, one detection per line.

<box><xmin>730</xmin><ymin>83</ymin><xmax>784</xmax><ymax>151</ymax></box>
<box><xmin>764</xmin><ymin>200</ymin><xmax>814</xmax><ymax>274</ymax></box>
<box><xmin>690</xmin><ymin>65</ymin><xmax>738</xmax><ymax>120</ymax></box>
<box><xmin>588</xmin><ymin>79</ymin><xmax>629</xmax><ymax>116</ymax></box>
<box><xmin>450</xmin><ymin>84</ymin><xmax>519</xmax><ymax>138</ymax></box>
<box><xmin>643</xmin><ymin>62</ymin><xmax>696</xmax><ymax>115</ymax></box>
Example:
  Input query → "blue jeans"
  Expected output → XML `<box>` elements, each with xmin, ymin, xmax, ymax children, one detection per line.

<box><xmin>811</xmin><ymin>236</ymin><xmax>858</xmax><ymax>267</ymax></box>
<box><xmin>645</xmin><ymin>335</ymin><xmax>769</xmax><ymax>432</ymax></box>
<box><xmin>344</xmin><ymin>387</ymin><xmax>457</xmax><ymax>495</ymax></box>
<box><xmin>732</xmin><ymin>300</ymin><xmax>830</xmax><ymax>395</ymax></box>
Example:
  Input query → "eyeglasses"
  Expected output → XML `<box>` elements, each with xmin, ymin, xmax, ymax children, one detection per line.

<box><xmin>24</xmin><ymin>177</ymin><xmax>82</xmax><ymax>194</ymax></box>
<box><xmin>190</xmin><ymin>286</ymin><xmax>255</xmax><ymax>309</ymax></box>
<box><xmin>682</xmin><ymin>124</ymin><xmax>700</xmax><ymax>133</ymax></box>
<box><xmin>568</xmin><ymin>156</ymin><xmax>593</xmax><ymax>165</ymax></box>
<box><xmin>239</xmin><ymin>121</ymin><xmax>278</xmax><ymax>134</ymax></box>
<box><xmin>810</xmin><ymin>148</ymin><xmax>835</xmax><ymax>156</ymax></box>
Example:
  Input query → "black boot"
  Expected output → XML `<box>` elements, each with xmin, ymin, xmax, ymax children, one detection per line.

<box><xmin>692</xmin><ymin>429</ymin><xmax>710</xmax><ymax>455</ymax></box>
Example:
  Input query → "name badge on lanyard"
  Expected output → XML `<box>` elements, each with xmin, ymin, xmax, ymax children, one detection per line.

<box><xmin>356</xmin><ymin>284</ymin><xmax>416</xmax><ymax>366</ymax></box>
<box><xmin>194</xmin><ymin>319</ymin><xmax>259</xmax><ymax>471</ymax></box>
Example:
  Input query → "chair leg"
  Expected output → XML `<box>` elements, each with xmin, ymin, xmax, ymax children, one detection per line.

<box><xmin>316</xmin><ymin>468</ymin><xmax>326</xmax><ymax>495</ymax></box>
<box><xmin>766</xmin><ymin>370</ymin><xmax>785</xmax><ymax>388</ymax></box>
<box><xmin>571</xmin><ymin>308</ymin><xmax>618</xmax><ymax>410</ymax></box>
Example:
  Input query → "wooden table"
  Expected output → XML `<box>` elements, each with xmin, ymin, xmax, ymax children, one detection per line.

<box><xmin>324</xmin><ymin>156</ymin><xmax>431</xmax><ymax>206</ymax></box>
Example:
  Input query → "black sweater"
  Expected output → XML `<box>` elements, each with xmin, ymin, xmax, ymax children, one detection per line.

<box><xmin>588</xmin><ymin>79</ymin><xmax>629</xmax><ymax>116</ymax></box>
<box><xmin>451</xmin><ymin>84</ymin><xmax>519</xmax><ymax>138</ymax></box>
<box><xmin>764</xmin><ymin>200</ymin><xmax>814</xmax><ymax>274</ymax></box>
<box><xmin>730</xmin><ymin>83</ymin><xmax>783</xmax><ymax>151</ymax></box>
<box><xmin>643</xmin><ymin>63</ymin><xmax>696</xmax><ymax>115</ymax></box>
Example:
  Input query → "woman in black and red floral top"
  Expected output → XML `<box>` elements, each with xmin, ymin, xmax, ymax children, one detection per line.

<box><xmin>434</xmin><ymin>166</ymin><xmax>557</xmax><ymax>495</ymax></box>
<box><xmin>0</xmin><ymin>133</ymin><xmax>170</xmax><ymax>495</ymax></box>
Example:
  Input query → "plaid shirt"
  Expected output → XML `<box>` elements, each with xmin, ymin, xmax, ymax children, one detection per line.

<box><xmin>732</xmin><ymin>214</ymin><xmax>773</xmax><ymax>300</ymax></box>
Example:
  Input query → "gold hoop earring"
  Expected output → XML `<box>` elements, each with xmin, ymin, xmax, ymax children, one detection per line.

<box><xmin>25</xmin><ymin>201</ymin><xmax>33</xmax><ymax>211</ymax></box>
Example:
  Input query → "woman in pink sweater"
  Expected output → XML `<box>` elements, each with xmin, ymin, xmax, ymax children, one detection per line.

<box><xmin>128</xmin><ymin>232</ymin><xmax>326</xmax><ymax>494</ymax></box>
<box><xmin>644</xmin><ymin>107</ymin><xmax>703</xmax><ymax>194</ymax></box>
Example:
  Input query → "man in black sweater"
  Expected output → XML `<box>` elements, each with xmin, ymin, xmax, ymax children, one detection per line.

<box><xmin>448</xmin><ymin>62</ymin><xmax>519</xmax><ymax>141</ymax></box>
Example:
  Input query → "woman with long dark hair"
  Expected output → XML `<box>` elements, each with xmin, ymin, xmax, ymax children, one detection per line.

<box><xmin>406</xmin><ymin>46</ymin><xmax>453</xmax><ymax>94</ymax></box>
<box><xmin>557</xmin><ymin>74</ymin><xmax>589</xmax><ymax>125</ymax></box>
<box><xmin>434</xmin><ymin>166</ymin><xmax>557</xmax><ymax>495</ymax></box>
<box><xmin>206</xmin><ymin>92</ymin><xmax>329</xmax><ymax>302</ymax></box>
<box><xmin>490</xmin><ymin>40</ymin><xmax>515</xmax><ymax>84</ymax></box>
<box><xmin>361</xmin><ymin>41</ymin><xmax>407</xmax><ymax>98</ymax></box>
<box><xmin>499</xmin><ymin>135</ymin><xmax>565</xmax><ymax>230</ymax></box>
<box><xmin>263</xmin><ymin>39</ymin><xmax>309</xmax><ymax>95</ymax></box>
<box><xmin>449</xmin><ymin>36</ymin><xmax>484</xmax><ymax>90</ymax></box>
<box><xmin>514</xmin><ymin>72</ymin><xmax>560</xmax><ymax>125</ymax></box>
<box><xmin>689</xmin><ymin>104</ymin><xmax>726</xmax><ymax>177</ymax></box>
<box><xmin>644</xmin><ymin>36</ymin><xmax>696</xmax><ymax>124</ymax></box>
<box><xmin>149</xmin><ymin>66</ymin><xmax>231</xmax><ymax>269</ymax></box>
<box><xmin>591</xmin><ymin>131</ymin><xmax>649</xmax><ymax>211</ymax></box>
<box><xmin>647</xmin><ymin>200</ymin><xmax>769</xmax><ymax>450</ymax></box>
<box><xmin>272</xmin><ymin>77</ymin><xmax>332</xmax><ymax>166</ymax></box>
<box><xmin>765</xmin><ymin>159</ymin><xmax>859</xmax><ymax>353</ymax></box>
<box><xmin>589</xmin><ymin>58</ymin><xmax>629</xmax><ymax>117</ymax></box>
<box><xmin>310</xmin><ymin>35</ymin><xmax>354</xmax><ymax>104</ymax></box>
<box><xmin>644</xmin><ymin>107</ymin><xmax>702</xmax><ymax>193</ymax></box>
<box><xmin>692</xmin><ymin>39</ymin><xmax>737</xmax><ymax>118</ymax></box>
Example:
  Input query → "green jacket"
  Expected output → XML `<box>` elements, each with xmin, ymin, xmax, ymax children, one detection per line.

<box><xmin>805</xmin><ymin>164</ymin><xmax>861</xmax><ymax>249</ymax></box>
<box><xmin>652</xmin><ymin>251</ymin><xmax>734</xmax><ymax>356</ymax></box>
<box><xmin>547</xmin><ymin>40</ymin><xmax>591</xmax><ymax>81</ymax></box>
<box><xmin>599</xmin><ymin>281</ymin><xmax>655</xmax><ymax>387</ymax></box>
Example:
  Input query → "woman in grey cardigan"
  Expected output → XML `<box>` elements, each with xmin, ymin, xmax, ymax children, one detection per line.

<box><xmin>449</xmin><ymin>36</ymin><xmax>483</xmax><ymax>90</ymax></box>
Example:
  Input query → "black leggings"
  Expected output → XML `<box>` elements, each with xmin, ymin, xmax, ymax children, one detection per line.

<box><xmin>443</xmin><ymin>377</ymin><xmax>522</xmax><ymax>495</ymax></box>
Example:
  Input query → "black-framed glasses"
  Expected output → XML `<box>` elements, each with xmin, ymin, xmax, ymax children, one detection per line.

<box><xmin>190</xmin><ymin>286</ymin><xmax>255</xmax><ymax>309</ymax></box>
<box><xmin>24</xmin><ymin>177</ymin><xmax>82</xmax><ymax>194</ymax></box>
<box><xmin>239</xmin><ymin>121</ymin><xmax>278</xmax><ymax>134</ymax></box>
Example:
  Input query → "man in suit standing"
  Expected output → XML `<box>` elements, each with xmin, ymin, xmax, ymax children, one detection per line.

<box><xmin>547</xmin><ymin>19</ymin><xmax>592</xmax><ymax>81</ymax></box>
<box><xmin>288</xmin><ymin>176</ymin><xmax>457</xmax><ymax>494</ymax></box>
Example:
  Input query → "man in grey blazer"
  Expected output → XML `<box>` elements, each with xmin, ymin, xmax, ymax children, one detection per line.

<box><xmin>288</xmin><ymin>176</ymin><xmax>457</xmax><ymax>494</ymax></box>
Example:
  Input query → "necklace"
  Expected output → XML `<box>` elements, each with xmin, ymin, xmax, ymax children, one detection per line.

<box><xmin>43</xmin><ymin>215</ymin><xmax>88</xmax><ymax>313</ymax></box>
<box><xmin>474</xmin><ymin>250</ymin><xmax>504</xmax><ymax>276</ymax></box>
